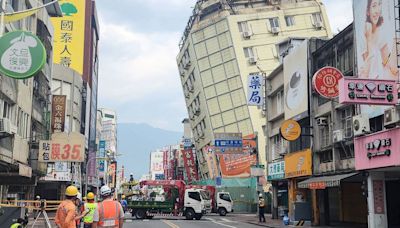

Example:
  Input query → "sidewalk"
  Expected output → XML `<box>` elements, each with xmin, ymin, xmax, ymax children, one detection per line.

<box><xmin>231</xmin><ymin>213</ymin><xmax>289</xmax><ymax>228</ymax></box>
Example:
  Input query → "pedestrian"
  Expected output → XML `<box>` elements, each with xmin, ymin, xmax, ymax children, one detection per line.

<box><xmin>120</xmin><ymin>195</ymin><xmax>127</xmax><ymax>213</ymax></box>
<box><xmin>10</xmin><ymin>218</ymin><xmax>27</xmax><ymax>228</ymax></box>
<box><xmin>92</xmin><ymin>185</ymin><xmax>124</xmax><ymax>228</ymax></box>
<box><xmin>33</xmin><ymin>195</ymin><xmax>41</xmax><ymax>219</ymax></box>
<box><xmin>82</xmin><ymin>192</ymin><xmax>97</xmax><ymax>228</ymax></box>
<box><xmin>55</xmin><ymin>185</ymin><xmax>87</xmax><ymax>228</ymax></box>
<box><xmin>258</xmin><ymin>193</ymin><xmax>266</xmax><ymax>223</ymax></box>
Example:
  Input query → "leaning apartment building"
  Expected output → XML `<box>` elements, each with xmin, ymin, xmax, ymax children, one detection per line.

<box><xmin>176</xmin><ymin>0</ymin><xmax>332</xmax><ymax>200</ymax></box>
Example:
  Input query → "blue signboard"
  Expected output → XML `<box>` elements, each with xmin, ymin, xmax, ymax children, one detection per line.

<box><xmin>99</xmin><ymin>140</ymin><xmax>106</xmax><ymax>158</ymax></box>
<box><xmin>155</xmin><ymin>174</ymin><xmax>165</xmax><ymax>180</ymax></box>
<box><xmin>215</xmin><ymin>176</ymin><xmax>222</xmax><ymax>186</ymax></box>
<box><xmin>214</xmin><ymin>140</ymin><xmax>243</xmax><ymax>147</ymax></box>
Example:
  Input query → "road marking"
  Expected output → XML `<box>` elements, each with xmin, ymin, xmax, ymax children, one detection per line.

<box><xmin>162</xmin><ymin>219</ymin><xmax>180</xmax><ymax>228</ymax></box>
<box><xmin>206</xmin><ymin>218</ymin><xmax>237</xmax><ymax>228</ymax></box>
<box><xmin>220</xmin><ymin>218</ymin><xmax>234</xmax><ymax>223</ymax></box>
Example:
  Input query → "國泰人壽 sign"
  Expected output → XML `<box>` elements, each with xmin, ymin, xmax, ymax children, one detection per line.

<box><xmin>0</xmin><ymin>31</ymin><xmax>46</xmax><ymax>79</ymax></box>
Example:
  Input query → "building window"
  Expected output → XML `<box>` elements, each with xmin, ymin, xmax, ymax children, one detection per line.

<box><xmin>243</xmin><ymin>47</ymin><xmax>255</xmax><ymax>58</ymax></box>
<box><xmin>338</xmin><ymin>144</ymin><xmax>354</xmax><ymax>160</ymax></box>
<box><xmin>369</xmin><ymin>115</ymin><xmax>383</xmax><ymax>133</ymax></box>
<box><xmin>341</xmin><ymin>107</ymin><xmax>354</xmax><ymax>138</ymax></box>
<box><xmin>269</xmin><ymin>17</ymin><xmax>280</xmax><ymax>28</ymax></box>
<box><xmin>276</xmin><ymin>90</ymin><xmax>283</xmax><ymax>114</ymax></box>
<box><xmin>238</xmin><ymin>21</ymin><xmax>250</xmax><ymax>33</ymax></box>
<box><xmin>3</xmin><ymin>101</ymin><xmax>13</xmax><ymax>119</ymax></box>
<box><xmin>319</xmin><ymin>125</ymin><xmax>330</xmax><ymax>148</ymax></box>
<box><xmin>285</xmin><ymin>16</ymin><xmax>295</xmax><ymax>27</ymax></box>
<box><xmin>312</xmin><ymin>13</ymin><xmax>323</xmax><ymax>24</ymax></box>
<box><xmin>320</xmin><ymin>150</ymin><xmax>333</xmax><ymax>163</ymax></box>
<box><xmin>271</xmin><ymin>134</ymin><xmax>284</xmax><ymax>160</ymax></box>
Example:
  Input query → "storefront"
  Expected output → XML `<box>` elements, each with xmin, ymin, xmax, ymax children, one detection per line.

<box><xmin>354</xmin><ymin>127</ymin><xmax>400</xmax><ymax>228</ymax></box>
<box><xmin>268</xmin><ymin>160</ymin><xmax>288</xmax><ymax>218</ymax></box>
<box><xmin>284</xmin><ymin>149</ymin><xmax>312</xmax><ymax>222</ymax></box>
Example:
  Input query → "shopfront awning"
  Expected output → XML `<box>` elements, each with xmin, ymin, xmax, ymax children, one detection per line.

<box><xmin>298</xmin><ymin>173</ymin><xmax>358</xmax><ymax>189</ymax></box>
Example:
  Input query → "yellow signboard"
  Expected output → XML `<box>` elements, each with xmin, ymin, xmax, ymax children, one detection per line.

<box><xmin>51</xmin><ymin>0</ymin><xmax>86</xmax><ymax>75</ymax></box>
<box><xmin>280</xmin><ymin>119</ymin><xmax>301</xmax><ymax>141</ymax></box>
<box><xmin>284</xmin><ymin>149</ymin><xmax>312</xmax><ymax>178</ymax></box>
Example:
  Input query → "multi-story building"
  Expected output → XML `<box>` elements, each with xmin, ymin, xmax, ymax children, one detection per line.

<box><xmin>176</xmin><ymin>0</ymin><xmax>332</xmax><ymax>179</ymax></box>
<box><xmin>0</xmin><ymin>0</ymin><xmax>61</xmax><ymax>202</ymax></box>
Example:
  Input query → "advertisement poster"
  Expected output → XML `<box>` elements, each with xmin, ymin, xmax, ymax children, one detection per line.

<box><xmin>51</xmin><ymin>0</ymin><xmax>86</xmax><ymax>74</ymax></box>
<box><xmin>51</xmin><ymin>95</ymin><xmax>66</xmax><ymax>133</ymax></box>
<box><xmin>354</xmin><ymin>0</ymin><xmax>398</xmax><ymax>117</ymax></box>
<box><xmin>108</xmin><ymin>162</ymin><xmax>116</xmax><ymax>188</ymax></box>
<box><xmin>203</xmin><ymin>146</ymin><xmax>219</xmax><ymax>179</ymax></box>
<box><xmin>38</xmin><ymin>132</ymin><xmax>85</xmax><ymax>162</ymax></box>
<box><xmin>283</xmin><ymin>40</ymin><xmax>308</xmax><ymax>120</ymax></box>
<box><xmin>182</xmin><ymin>149</ymin><xmax>199</xmax><ymax>182</ymax></box>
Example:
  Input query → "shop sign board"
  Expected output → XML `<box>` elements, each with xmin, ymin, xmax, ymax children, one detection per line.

<box><xmin>51</xmin><ymin>95</ymin><xmax>66</xmax><ymax>133</ymax></box>
<box><xmin>309</xmin><ymin>182</ymin><xmax>326</xmax><ymax>190</ymax></box>
<box><xmin>18</xmin><ymin>163</ymin><xmax>32</xmax><ymax>178</ymax></box>
<box><xmin>373</xmin><ymin>180</ymin><xmax>385</xmax><ymax>214</ymax></box>
<box><xmin>339</xmin><ymin>78</ymin><xmax>397</xmax><ymax>105</ymax></box>
<box><xmin>312</xmin><ymin>66</ymin><xmax>343</xmax><ymax>99</ymax></box>
<box><xmin>284</xmin><ymin>149</ymin><xmax>312</xmax><ymax>178</ymax></box>
<box><xmin>0</xmin><ymin>31</ymin><xmax>46</xmax><ymax>79</ymax></box>
<box><xmin>267</xmin><ymin>161</ymin><xmax>285</xmax><ymax>181</ymax></box>
<box><xmin>354</xmin><ymin>127</ymin><xmax>400</xmax><ymax>170</ymax></box>
<box><xmin>247</xmin><ymin>74</ymin><xmax>263</xmax><ymax>106</ymax></box>
<box><xmin>38</xmin><ymin>132</ymin><xmax>85</xmax><ymax>162</ymax></box>
<box><xmin>41</xmin><ymin>163</ymin><xmax>71</xmax><ymax>182</ymax></box>
<box><xmin>182</xmin><ymin>149</ymin><xmax>199</xmax><ymax>182</ymax></box>
<box><xmin>214</xmin><ymin>133</ymin><xmax>243</xmax><ymax>154</ymax></box>
<box><xmin>98</xmin><ymin>140</ymin><xmax>106</xmax><ymax>158</ymax></box>
<box><xmin>280</xmin><ymin>119</ymin><xmax>301</xmax><ymax>141</ymax></box>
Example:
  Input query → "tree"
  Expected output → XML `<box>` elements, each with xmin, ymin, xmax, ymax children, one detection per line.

<box><xmin>61</xmin><ymin>3</ymin><xmax>78</xmax><ymax>16</ymax></box>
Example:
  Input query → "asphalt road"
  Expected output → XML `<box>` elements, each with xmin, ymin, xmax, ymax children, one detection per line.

<box><xmin>123</xmin><ymin>215</ymin><xmax>262</xmax><ymax>228</ymax></box>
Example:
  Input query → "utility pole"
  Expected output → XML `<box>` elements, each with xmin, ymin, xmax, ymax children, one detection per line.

<box><xmin>0</xmin><ymin>0</ymin><xmax>6</xmax><ymax>37</ymax></box>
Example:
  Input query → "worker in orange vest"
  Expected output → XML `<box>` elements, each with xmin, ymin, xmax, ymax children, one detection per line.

<box><xmin>55</xmin><ymin>185</ymin><xmax>88</xmax><ymax>228</ymax></box>
<box><xmin>92</xmin><ymin>185</ymin><xmax>124</xmax><ymax>228</ymax></box>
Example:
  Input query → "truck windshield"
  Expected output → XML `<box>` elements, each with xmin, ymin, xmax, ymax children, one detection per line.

<box><xmin>200</xmin><ymin>191</ymin><xmax>210</xmax><ymax>200</ymax></box>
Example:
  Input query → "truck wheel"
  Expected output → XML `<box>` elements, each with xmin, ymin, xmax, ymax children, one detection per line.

<box><xmin>218</xmin><ymin>208</ymin><xmax>227</xmax><ymax>216</ymax></box>
<box><xmin>195</xmin><ymin>213</ymin><xmax>202</xmax><ymax>220</ymax></box>
<box><xmin>185</xmin><ymin>209</ymin><xmax>195</xmax><ymax>220</ymax></box>
<box><xmin>135</xmin><ymin>209</ymin><xmax>146</xmax><ymax>219</ymax></box>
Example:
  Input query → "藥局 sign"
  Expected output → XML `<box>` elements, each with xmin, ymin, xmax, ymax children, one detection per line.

<box><xmin>267</xmin><ymin>161</ymin><xmax>285</xmax><ymax>181</ymax></box>
<box><xmin>39</xmin><ymin>132</ymin><xmax>85</xmax><ymax>162</ymax></box>
<box><xmin>247</xmin><ymin>74</ymin><xmax>263</xmax><ymax>106</ymax></box>
<box><xmin>0</xmin><ymin>31</ymin><xmax>46</xmax><ymax>79</ymax></box>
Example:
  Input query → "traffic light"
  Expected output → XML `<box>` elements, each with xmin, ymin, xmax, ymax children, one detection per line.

<box><xmin>361</xmin><ymin>180</ymin><xmax>368</xmax><ymax>198</ymax></box>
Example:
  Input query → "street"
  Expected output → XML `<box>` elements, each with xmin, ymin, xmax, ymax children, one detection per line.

<box><xmin>122</xmin><ymin>215</ymin><xmax>263</xmax><ymax>228</ymax></box>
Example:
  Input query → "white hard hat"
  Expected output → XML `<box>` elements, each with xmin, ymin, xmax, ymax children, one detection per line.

<box><xmin>259</xmin><ymin>193</ymin><xmax>263</xmax><ymax>197</ymax></box>
<box><xmin>100</xmin><ymin>185</ymin><xmax>112</xmax><ymax>196</ymax></box>
<box><xmin>76</xmin><ymin>192</ymin><xmax>82</xmax><ymax>201</ymax></box>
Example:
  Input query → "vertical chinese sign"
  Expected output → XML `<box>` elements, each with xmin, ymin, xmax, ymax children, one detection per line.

<box><xmin>51</xmin><ymin>95</ymin><xmax>66</xmax><ymax>133</ymax></box>
<box><xmin>247</xmin><ymin>74</ymin><xmax>263</xmax><ymax>106</ymax></box>
<box><xmin>51</xmin><ymin>0</ymin><xmax>86</xmax><ymax>74</ymax></box>
<box><xmin>182</xmin><ymin>149</ymin><xmax>199</xmax><ymax>183</ymax></box>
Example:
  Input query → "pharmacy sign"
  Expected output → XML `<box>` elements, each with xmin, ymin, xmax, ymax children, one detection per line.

<box><xmin>0</xmin><ymin>31</ymin><xmax>46</xmax><ymax>79</ymax></box>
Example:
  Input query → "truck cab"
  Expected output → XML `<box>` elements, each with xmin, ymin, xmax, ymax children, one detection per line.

<box><xmin>184</xmin><ymin>188</ymin><xmax>212</xmax><ymax>220</ymax></box>
<box><xmin>216</xmin><ymin>192</ymin><xmax>233</xmax><ymax>216</ymax></box>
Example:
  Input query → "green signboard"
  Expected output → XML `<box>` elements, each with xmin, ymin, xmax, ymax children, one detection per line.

<box><xmin>267</xmin><ymin>161</ymin><xmax>285</xmax><ymax>181</ymax></box>
<box><xmin>0</xmin><ymin>31</ymin><xmax>46</xmax><ymax>79</ymax></box>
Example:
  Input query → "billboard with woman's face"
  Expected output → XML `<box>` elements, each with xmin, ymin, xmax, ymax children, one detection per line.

<box><xmin>354</xmin><ymin>0</ymin><xmax>399</xmax><ymax>117</ymax></box>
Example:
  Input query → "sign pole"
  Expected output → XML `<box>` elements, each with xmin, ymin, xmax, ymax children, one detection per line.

<box><xmin>0</xmin><ymin>0</ymin><xmax>6</xmax><ymax>37</ymax></box>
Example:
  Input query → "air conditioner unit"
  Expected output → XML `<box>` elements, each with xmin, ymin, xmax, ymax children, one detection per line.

<box><xmin>242</xmin><ymin>31</ymin><xmax>252</xmax><ymax>39</ymax></box>
<box><xmin>384</xmin><ymin>107</ymin><xmax>400</xmax><ymax>128</ymax></box>
<box><xmin>333</xmin><ymin>129</ymin><xmax>344</xmax><ymax>143</ymax></box>
<box><xmin>0</xmin><ymin>118</ymin><xmax>12</xmax><ymax>135</ymax></box>
<box><xmin>271</xmin><ymin>26</ymin><xmax>280</xmax><ymax>34</ymax></box>
<box><xmin>353</xmin><ymin>114</ymin><xmax>370</xmax><ymax>137</ymax></box>
<box><xmin>194</xmin><ymin>107</ymin><xmax>200</xmax><ymax>115</ymax></box>
<box><xmin>314</xmin><ymin>21</ymin><xmax>323</xmax><ymax>29</ymax></box>
<box><xmin>248</xmin><ymin>56</ymin><xmax>257</xmax><ymax>64</ymax></box>
<box><xmin>316</xmin><ymin>117</ymin><xmax>328</xmax><ymax>126</ymax></box>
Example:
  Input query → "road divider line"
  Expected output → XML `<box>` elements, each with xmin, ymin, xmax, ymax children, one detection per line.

<box><xmin>162</xmin><ymin>219</ymin><xmax>180</xmax><ymax>228</ymax></box>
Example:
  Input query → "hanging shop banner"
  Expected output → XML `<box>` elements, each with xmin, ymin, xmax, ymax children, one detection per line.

<box><xmin>40</xmin><ymin>163</ymin><xmax>72</xmax><ymax>182</ymax></box>
<box><xmin>267</xmin><ymin>161</ymin><xmax>285</xmax><ymax>181</ymax></box>
<box><xmin>284</xmin><ymin>149</ymin><xmax>312</xmax><ymax>178</ymax></box>
<box><xmin>98</xmin><ymin>140</ymin><xmax>106</xmax><ymax>158</ymax></box>
<box><xmin>354</xmin><ymin>127</ymin><xmax>400</xmax><ymax>170</ymax></box>
<box><xmin>338</xmin><ymin>78</ymin><xmax>397</xmax><ymax>105</ymax></box>
<box><xmin>51</xmin><ymin>0</ymin><xmax>86</xmax><ymax>74</ymax></box>
<box><xmin>182</xmin><ymin>149</ymin><xmax>199</xmax><ymax>182</ymax></box>
<box><xmin>218</xmin><ymin>153</ymin><xmax>257</xmax><ymax>178</ymax></box>
<box><xmin>283</xmin><ymin>40</ymin><xmax>308</xmax><ymax>120</ymax></box>
<box><xmin>150</xmin><ymin>151</ymin><xmax>164</xmax><ymax>180</ymax></box>
<box><xmin>280</xmin><ymin>119</ymin><xmax>301</xmax><ymax>141</ymax></box>
<box><xmin>373</xmin><ymin>180</ymin><xmax>385</xmax><ymax>214</ymax></box>
<box><xmin>247</xmin><ymin>74</ymin><xmax>263</xmax><ymax>106</ymax></box>
<box><xmin>0</xmin><ymin>31</ymin><xmax>46</xmax><ymax>79</ymax></box>
<box><xmin>203</xmin><ymin>146</ymin><xmax>219</xmax><ymax>179</ymax></box>
<box><xmin>214</xmin><ymin>133</ymin><xmax>243</xmax><ymax>154</ymax></box>
<box><xmin>108</xmin><ymin>162</ymin><xmax>116</xmax><ymax>188</ymax></box>
<box><xmin>98</xmin><ymin>160</ymin><xmax>105</xmax><ymax>175</ymax></box>
<box><xmin>38</xmin><ymin>132</ymin><xmax>85</xmax><ymax>162</ymax></box>
<box><xmin>312</xmin><ymin>66</ymin><xmax>343</xmax><ymax>99</ymax></box>
<box><xmin>51</xmin><ymin>95</ymin><xmax>67</xmax><ymax>133</ymax></box>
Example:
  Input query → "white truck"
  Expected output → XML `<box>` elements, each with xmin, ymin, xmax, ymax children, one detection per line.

<box><xmin>215</xmin><ymin>191</ymin><xmax>233</xmax><ymax>216</ymax></box>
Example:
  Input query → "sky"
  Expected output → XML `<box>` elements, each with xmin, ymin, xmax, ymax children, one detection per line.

<box><xmin>95</xmin><ymin>0</ymin><xmax>353</xmax><ymax>132</ymax></box>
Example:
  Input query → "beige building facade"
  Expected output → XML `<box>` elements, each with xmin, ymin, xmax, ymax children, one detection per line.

<box><xmin>177</xmin><ymin>0</ymin><xmax>332</xmax><ymax>178</ymax></box>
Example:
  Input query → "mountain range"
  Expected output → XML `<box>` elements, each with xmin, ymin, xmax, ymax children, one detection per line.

<box><xmin>117</xmin><ymin>123</ymin><xmax>182</xmax><ymax>179</ymax></box>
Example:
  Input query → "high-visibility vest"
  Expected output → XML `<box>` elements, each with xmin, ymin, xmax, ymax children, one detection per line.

<box><xmin>83</xmin><ymin>202</ymin><xmax>97</xmax><ymax>223</ymax></box>
<box><xmin>97</xmin><ymin>200</ymin><xmax>121</xmax><ymax>227</ymax></box>
<box><xmin>10</xmin><ymin>223</ymin><xmax>22</xmax><ymax>228</ymax></box>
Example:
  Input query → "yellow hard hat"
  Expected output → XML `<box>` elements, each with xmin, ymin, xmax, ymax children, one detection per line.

<box><xmin>83</xmin><ymin>197</ymin><xmax>87</xmax><ymax>201</ymax></box>
<box><xmin>87</xmin><ymin>192</ymin><xmax>95</xmax><ymax>200</ymax></box>
<box><xmin>65</xmin><ymin>185</ymin><xmax>79</xmax><ymax>196</ymax></box>
<box><xmin>122</xmin><ymin>195</ymin><xmax>126</xmax><ymax>199</ymax></box>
